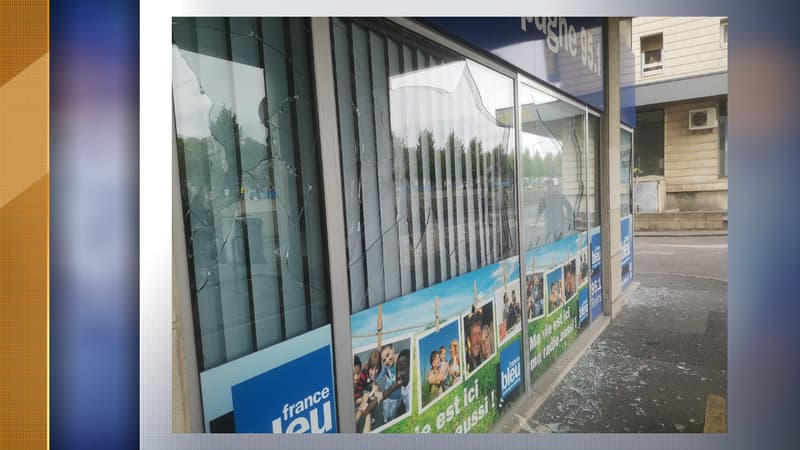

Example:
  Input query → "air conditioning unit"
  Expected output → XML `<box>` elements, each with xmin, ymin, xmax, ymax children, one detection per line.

<box><xmin>688</xmin><ymin>107</ymin><xmax>718</xmax><ymax>130</ymax></box>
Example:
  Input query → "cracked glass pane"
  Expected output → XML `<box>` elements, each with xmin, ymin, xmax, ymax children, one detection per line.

<box><xmin>519</xmin><ymin>82</ymin><xmax>588</xmax><ymax>249</ymax></box>
<box><xmin>518</xmin><ymin>83</ymin><xmax>588</xmax><ymax>323</ymax></box>
<box><xmin>332</xmin><ymin>18</ymin><xmax>518</xmax><ymax>314</ymax></box>
<box><xmin>173</xmin><ymin>17</ymin><xmax>329</xmax><ymax>371</ymax></box>
<box><xmin>587</xmin><ymin>114</ymin><xmax>601</xmax><ymax>228</ymax></box>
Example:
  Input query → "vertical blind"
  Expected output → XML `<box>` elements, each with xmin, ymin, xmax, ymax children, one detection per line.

<box><xmin>173</xmin><ymin>17</ymin><xmax>330</xmax><ymax>370</ymax></box>
<box><xmin>331</xmin><ymin>18</ymin><xmax>519</xmax><ymax>314</ymax></box>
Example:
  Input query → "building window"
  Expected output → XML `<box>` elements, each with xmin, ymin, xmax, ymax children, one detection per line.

<box><xmin>172</xmin><ymin>18</ymin><xmax>331</xmax><ymax>370</ymax></box>
<box><xmin>640</xmin><ymin>33</ymin><xmax>663</xmax><ymax>75</ymax></box>
<box><xmin>634</xmin><ymin>109</ymin><xmax>664</xmax><ymax>177</ymax></box>
<box><xmin>719</xmin><ymin>99</ymin><xmax>728</xmax><ymax>177</ymax></box>
<box><xmin>720</xmin><ymin>19</ymin><xmax>728</xmax><ymax>47</ymax></box>
<box><xmin>331</xmin><ymin>18</ymin><xmax>519</xmax><ymax>313</ymax></box>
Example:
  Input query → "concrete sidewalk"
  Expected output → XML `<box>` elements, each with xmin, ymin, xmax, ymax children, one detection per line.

<box><xmin>500</xmin><ymin>235</ymin><xmax>728</xmax><ymax>433</ymax></box>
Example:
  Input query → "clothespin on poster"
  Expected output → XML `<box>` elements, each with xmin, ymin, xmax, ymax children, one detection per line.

<box><xmin>472</xmin><ymin>281</ymin><xmax>479</xmax><ymax>314</ymax></box>
<box><xmin>435</xmin><ymin>296</ymin><xmax>440</xmax><ymax>332</ymax></box>
<box><xmin>503</xmin><ymin>262</ymin><xmax>508</xmax><ymax>291</ymax></box>
<box><xmin>376</xmin><ymin>304</ymin><xmax>383</xmax><ymax>350</ymax></box>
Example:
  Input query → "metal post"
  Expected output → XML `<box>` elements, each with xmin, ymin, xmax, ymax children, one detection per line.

<box><xmin>311</xmin><ymin>17</ymin><xmax>357</xmax><ymax>433</ymax></box>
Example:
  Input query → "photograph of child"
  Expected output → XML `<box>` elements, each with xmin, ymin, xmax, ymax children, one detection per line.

<box><xmin>546</xmin><ymin>266</ymin><xmax>564</xmax><ymax>315</ymax></box>
<box><xmin>462</xmin><ymin>300</ymin><xmax>495</xmax><ymax>375</ymax></box>
<box><xmin>563</xmin><ymin>258</ymin><xmax>577</xmax><ymax>301</ymax></box>
<box><xmin>526</xmin><ymin>271</ymin><xmax>545</xmax><ymax>321</ymax></box>
<box><xmin>496</xmin><ymin>283</ymin><xmax>521</xmax><ymax>343</ymax></box>
<box><xmin>577</xmin><ymin>247</ymin><xmax>589</xmax><ymax>287</ymax></box>
<box><xmin>352</xmin><ymin>336</ymin><xmax>412</xmax><ymax>432</ymax></box>
<box><xmin>416</xmin><ymin>318</ymin><xmax>462</xmax><ymax>411</ymax></box>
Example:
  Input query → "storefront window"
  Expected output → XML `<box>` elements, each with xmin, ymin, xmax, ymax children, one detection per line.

<box><xmin>519</xmin><ymin>83</ymin><xmax>587</xmax><ymax>249</ymax></box>
<box><xmin>331</xmin><ymin>18</ymin><xmax>518</xmax><ymax>313</ymax></box>
<box><xmin>172</xmin><ymin>18</ymin><xmax>330</xmax><ymax>370</ymax></box>
<box><xmin>620</xmin><ymin>128</ymin><xmax>633</xmax><ymax>216</ymax></box>
<box><xmin>587</xmin><ymin>113</ymin><xmax>601</xmax><ymax>228</ymax></box>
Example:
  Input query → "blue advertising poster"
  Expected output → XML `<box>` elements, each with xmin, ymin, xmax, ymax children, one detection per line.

<box><xmin>232</xmin><ymin>345</ymin><xmax>337</xmax><ymax>433</ymax></box>
<box><xmin>350</xmin><ymin>256</ymin><xmax>521</xmax><ymax>433</ymax></box>
<box><xmin>577</xmin><ymin>282</ymin><xmax>590</xmax><ymax>329</ymax></box>
<box><xmin>499</xmin><ymin>340</ymin><xmax>522</xmax><ymax>400</ymax></box>
<box><xmin>590</xmin><ymin>226</ymin><xmax>603</xmax><ymax>321</ymax></box>
<box><xmin>199</xmin><ymin>325</ymin><xmax>336</xmax><ymax>433</ymax></box>
<box><xmin>621</xmin><ymin>214</ymin><xmax>633</xmax><ymax>289</ymax></box>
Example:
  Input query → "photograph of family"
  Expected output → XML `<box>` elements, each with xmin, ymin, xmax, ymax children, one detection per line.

<box><xmin>526</xmin><ymin>271</ymin><xmax>545</xmax><ymax>321</ymax></box>
<box><xmin>563</xmin><ymin>257</ymin><xmax>577</xmax><ymax>301</ymax></box>
<box><xmin>416</xmin><ymin>318</ymin><xmax>462</xmax><ymax>412</ymax></box>
<box><xmin>546</xmin><ymin>266</ymin><xmax>565</xmax><ymax>315</ymax></box>
<box><xmin>462</xmin><ymin>300</ymin><xmax>496</xmax><ymax>375</ymax></box>
<box><xmin>496</xmin><ymin>283</ymin><xmax>522</xmax><ymax>344</ymax></box>
<box><xmin>352</xmin><ymin>336</ymin><xmax>412</xmax><ymax>433</ymax></box>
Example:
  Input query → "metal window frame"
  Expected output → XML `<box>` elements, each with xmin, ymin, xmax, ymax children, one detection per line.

<box><xmin>172</xmin><ymin>104</ymin><xmax>205</xmax><ymax>432</ymax></box>
<box><xmin>620</xmin><ymin>124</ymin><xmax>635</xmax><ymax>289</ymax></box>
<box><xmin>310</xmin><ymin>17</ymin><xmax>357</xmax><ymax>433</ymax></box>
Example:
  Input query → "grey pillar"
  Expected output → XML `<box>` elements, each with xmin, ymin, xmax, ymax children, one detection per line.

<box><xmin>311</xmin><ymin>17</ymin><xmax>357</xmax><ymax>433</ymax></box>
<box><xmin>601</xmin><ymin>18</ymin><xmax>623</xmax><ymax>319</ymax></box>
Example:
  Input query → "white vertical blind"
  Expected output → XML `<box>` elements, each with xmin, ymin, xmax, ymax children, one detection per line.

<box><xmin>332</xmin><ymin>18</ymin><xmax>518</xmax><ymax>314</ymax></box>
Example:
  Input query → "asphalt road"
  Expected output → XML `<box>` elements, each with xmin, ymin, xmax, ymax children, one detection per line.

<box><xmin>519</xmin><ymin>235</ymin><xmax>728</xmax><ymax>432</ymax></box>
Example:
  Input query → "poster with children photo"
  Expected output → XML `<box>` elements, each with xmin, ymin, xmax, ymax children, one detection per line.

<box><xmin>563</xmin><ymin>257</ymin><xmax>577</xmax><ymax>302</ymax></box>
<box><xmin>546</xmin><ymin>266</ymin><xmax>564</xmax><ymax>316</ymax></box>
<box><xmin>352</xmin><ymin>335</ymin><xmax>412</xmax><ymax>433</ymax></box>
<box><xmin>526</xmin><ymin>271</ymin><xmax>545</xmax><ymax>322</ymax></box>
<box><xmin>495</xmin><ymin>283</ymin><xmax>522</xmax><ymax>345</ymax></box>
<box><xmin>415</xmin><ymin>318</ymin><xmax>463</xmax><ymax>413</ymax></box>
<box><xmin>462</xmin><ymin>299</ymin><xmax>496</xmax><ymax>376</ymax></box>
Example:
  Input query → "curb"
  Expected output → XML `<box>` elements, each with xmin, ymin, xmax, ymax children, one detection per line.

<box><xmin>635</xmin><ymin>231</ymin><xmax>728</xmax><ymax>237</ymax></box>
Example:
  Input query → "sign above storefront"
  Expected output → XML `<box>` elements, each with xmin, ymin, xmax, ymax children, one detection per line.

<box><xmin>420</xmin><ymin>17</ymin><xmax>605</xmax><ymax>112</ymax></box>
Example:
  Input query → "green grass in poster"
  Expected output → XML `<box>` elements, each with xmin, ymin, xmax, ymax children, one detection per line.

<box><xmin>527</xmin><ymin>284</ymin><xmax>587</xmax><ymax>381</ymax></box>
<box><xmin>382</xmin><ymin>337</ymin><xmax>521</xmax><ymax>433</ymax></box>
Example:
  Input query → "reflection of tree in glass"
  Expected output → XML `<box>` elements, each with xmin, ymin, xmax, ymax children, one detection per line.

<box><xmin>522</xmin><ymin>150</ymin><xmax>562</xmax><ymax>181</ymax></box>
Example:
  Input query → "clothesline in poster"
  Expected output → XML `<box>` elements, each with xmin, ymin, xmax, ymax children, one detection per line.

<box><xmin>349</xmin><ymin>255</ymin><xmax>523</xmax><ymax>433</ymax></box>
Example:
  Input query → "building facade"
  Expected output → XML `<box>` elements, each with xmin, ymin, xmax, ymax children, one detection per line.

<box><xmin>631</xmin><ymin>17</ymin><xmax>728</xmax><ymax>219</ymax></box>
<box><xmin>171</xmin><ymin>17</ymin><xmax>636</xmax><ymax>433</ymax></box>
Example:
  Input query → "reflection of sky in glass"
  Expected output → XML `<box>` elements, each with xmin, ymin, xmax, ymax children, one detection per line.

<box><xmin>518</xmin><ymin>87</ymin><xmax>561</xmax><ymax>156</ymax></box>
<box><xmin>525</xmin><ymin>231</ymin><xmax>586</xmax><ymax>273</ymax></box>
<box><xmin>173</xmin><ymin>46</ymin><xmax>266</xmax><ymax>142</ymax></box>
<box><xmin>388</xmin><ymin>60</ymin><xmax>513</xmax><ymax>151</ymax></box>
<box><xmin>351</xmin><ymin>257</ymin><xmax>519</xmax><ymax>349</ymax></box>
